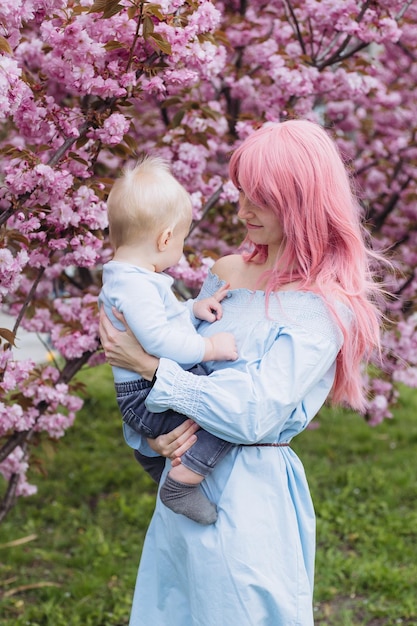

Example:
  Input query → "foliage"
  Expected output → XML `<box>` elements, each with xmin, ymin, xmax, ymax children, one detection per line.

<box><xmin>298</xmin><ymin>387</ymin><xmax>417</xmax><ymax>625</ymax></box>
<box><xmin>1</xmin><ymin>366</ymin><xmax>417</xmax><ymax>625</ymax></box>
<box><xmin>0</xmin><ymin>0</ymin><xmax>416</xmax><ymax>518</ymax></box>
<box><xmin>0</xmin><ymin>365</ymin><xmax>152</xmax><ymax>625</ymax></box>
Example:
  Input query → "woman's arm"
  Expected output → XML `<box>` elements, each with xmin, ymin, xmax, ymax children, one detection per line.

<box><xmin>99</xmin><ymin>307</ymin><xmax>198</xmax><ymax>461</ymax></box>
<box><xmin>99</xmin><ymin>306</ymin><xmax>159</xmax><ymax>380</ymax></box>
<box><xmin>145</xmin><ymin>326</ymin><xmax>341</xmax><ymax>444</ymax></box>
<box><xmin>99</xmin><ymin>304</ymin><xmax>340</xmax><ymax>445</ymax></box>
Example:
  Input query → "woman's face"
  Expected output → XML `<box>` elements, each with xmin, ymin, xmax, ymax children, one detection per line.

<box><xmin>237</xmin><ymin>192</ymin><xmax>284</xmax><ymax>249</ymax></box>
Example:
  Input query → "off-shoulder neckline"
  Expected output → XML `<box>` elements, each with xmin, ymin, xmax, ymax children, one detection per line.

<box><xmin>207</xmin><ymin>268</ymin><xmax>319</xmax><ymax>298</ymax></box>
<box><xmin>206</xmin><ymin>269</ymin><xmax>352</xmax><ymax>326</ymax></box>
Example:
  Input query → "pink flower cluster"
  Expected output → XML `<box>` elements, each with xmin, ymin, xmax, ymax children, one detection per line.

<box><xmin>0</xmin><ymin>447</ymin><xmax>37</xmax><ymax>497</ymax></box>
<box><xmin>0</xmin><ymin>352</ymin><xmax>84</xmax><ymax>496</ymax></box>
<box><xmin>51</xmin><ymin>294</ymin><xmax>99</xmax><ymax>359</ymax></box>
<box><xmin>0</xmin><ymin>248</ymin><xmax>29</xmax><ymax>302</ymax></box>
<box><xmin>0</xmin><ymin>0</ymin><xmax>416</xmax><ymax>513</ymax></box>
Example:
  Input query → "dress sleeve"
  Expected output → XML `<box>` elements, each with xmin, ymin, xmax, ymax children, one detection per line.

<box><xmin>145</xmin><ymin>324</ymin><xmax>341</xmax><ymax>444</ymax></box>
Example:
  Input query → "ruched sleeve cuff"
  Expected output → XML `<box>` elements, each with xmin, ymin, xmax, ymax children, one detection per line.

<box><xmin>145</xmin><ymin>358</ymin><xmax>205</xmax><ymax>417</ymax></box>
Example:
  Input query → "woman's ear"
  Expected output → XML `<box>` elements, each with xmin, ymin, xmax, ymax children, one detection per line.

<box><xmin>157</xmin><ymin>227</ymin><xmax>173</xmax><ymax>251</ymax></box>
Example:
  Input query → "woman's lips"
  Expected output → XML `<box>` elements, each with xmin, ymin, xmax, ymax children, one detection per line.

<box><xmin>246</xmin><ymin>223</ymin><xmax>262</xmax><ymax>230</ymax></box>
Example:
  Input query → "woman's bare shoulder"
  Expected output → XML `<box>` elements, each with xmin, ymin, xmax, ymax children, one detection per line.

<box><xmin>211</xmin><ymin>255</ymin><xmax>244</xmax><ymax>283</ymax></box>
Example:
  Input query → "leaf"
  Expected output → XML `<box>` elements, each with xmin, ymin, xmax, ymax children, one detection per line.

<box><xmin>143</xmin><ymin>16</ymin><xmax>155</xmax><ymax>38</ymax></box>
<box><xmin>68</xmin><ymin>152</ymin><xmax>90</xmax><ymax>166</ymax></box>
<box><xmin>0</xmin><ymin>144</ymin><xmax>25</xmax><ymax>158</ymax></box>
<box><xmin>143</xmin><ymin>3</ymin><xmax>165</xmax><ymax>21</ymax></box>
<box><xmin>88</xmin><ymin>0</ymin><xmax>110</xmax><ymax>13</ymax></box>
<box><xmin>127</xmin><ymin>5</ymin><xmax>137</xmax><ymax>19</ymax></box>
<box><xmin>96</xmin><ymin>177</ymin><xmax>117</xmax><ymax>186</ymax></box>
<box><xmin>104</xmin><ymin>40</ymin><xmax>125</xmax><ymax>51</ymax></box>
<box><xmin>0</xmin><ymin>328</ymin><xmax>16</xmax><ymax>346</ymax></box>
<box><xmin>4</xmin><ymin>229</ymin><xmax>30</xmax><ymax>247</ymax></box>
<box><xmin>88</xmin><ymin>0</ymin><xmax>123</xmax><ymax>19</ymax></box>
<box><xmin>109</xmin><ymin>144</ymin><xmax>133</xmax><ymax>158</ymax></box>
<box><xmin>160</xmin><ymin>96</ymin><xmax>183</xmax><ymax>109</ymax></box>
<box><xmin>76</xmin><ymin>136</ymin><xmax>89</xmax><ymax>149</ymax></box>
<box><xmin>71</xmin><ymin>4</ymin><xmax>90</xmax><ymax>15</ymax></box>
<box><xmin>147</xmin><ymin>33</ymin><xmax>172</xmax><ymax>55</ymax></box>
<box><xmin>0</xmin><ymin>36</ymin><xmax>12</xmax><ymax>55</ymax></box>
<box><xmin>122</xmin><ymin>134</ymin><xmax>137</xmax><ymax>152</ymax></box>
<box><xmin>201</xmin><ymin>106</ymin><xmax>220</xmax><ymax>121</ymax></box>
<box><xmin>187</xmin><ymin>131</ymin><xmax>210</xmax><ymax>149</ymax></box>
<box><xmin>171</xmin><ymin>109</ymin><xmax>185</xmax><ymax>128</ymax></box>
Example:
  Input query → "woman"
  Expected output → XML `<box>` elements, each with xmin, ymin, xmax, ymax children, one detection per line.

<box><xmin>99</xmin><ymin>120</ymin><xmax>384</xmax><ymax>625</ymax></box>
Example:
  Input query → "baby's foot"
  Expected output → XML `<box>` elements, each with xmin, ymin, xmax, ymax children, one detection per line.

<box><xmin>159</xmin><ymin>474</ymin><xmax>217</xmax><ymax>525</ymax></box>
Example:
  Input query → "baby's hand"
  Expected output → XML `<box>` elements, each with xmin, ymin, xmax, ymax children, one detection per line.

<box><xmin>193</xmin><ymin>284</ymin><xmax>230</xmax><ymax>323</ymax></box>
<box><xmin>203</xmin><ymin>332</ymin><xmax>238</xmax><ymax>362</ymax></box>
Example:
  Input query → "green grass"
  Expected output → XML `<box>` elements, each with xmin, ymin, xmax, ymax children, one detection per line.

<box><xmin>1</xmin><ymin>364</ymin><xmax>416</xmax><ymax>625</ymax></box>
<box><xmin>294</xmin><ymin>393</ymin><xmax>417</xmax><ymax>625</ymax></box>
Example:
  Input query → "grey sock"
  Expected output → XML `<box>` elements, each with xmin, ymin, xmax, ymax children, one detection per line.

<box><xmin>159</xmin><ymin>474</ymin><xmax>218</xmax><ymax>525</ymax></box>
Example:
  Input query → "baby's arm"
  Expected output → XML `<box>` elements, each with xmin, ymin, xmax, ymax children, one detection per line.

<box><xmin>192</xmin><ymin>283</ymin><xmax>229</xmax><ymax>323</ymax></box>
<box><xmin>193</xmin><ymin>284</ymin><xmax>238</xmax><ymax>362</ymax></box>
<box><xmin>203</xmin><ymin>333</ymin><xmax>238</xmax><ymax>362</ymax></box>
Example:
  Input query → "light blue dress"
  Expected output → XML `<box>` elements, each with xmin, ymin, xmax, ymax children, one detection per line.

<box><xmin>128</xmin><ymin>270</ymin><xmax>347</xmax><ymax>626</ymax></box>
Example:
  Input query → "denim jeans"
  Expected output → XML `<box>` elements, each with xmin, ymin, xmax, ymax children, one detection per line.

<box><xmin>115</xmin><ymin>364</ymin><xmax>233</xmax><ymax>480</ymax></box>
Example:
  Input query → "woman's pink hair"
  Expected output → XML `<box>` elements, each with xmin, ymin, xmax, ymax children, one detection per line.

<box><xmin>229</xmin><ymin>120</ymin><xmax>385</xmax><ymax>412</ymax></box>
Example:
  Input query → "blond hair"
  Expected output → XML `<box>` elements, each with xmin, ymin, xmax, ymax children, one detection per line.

<box><xmin>107</xmin><ymin>155</ymin><xmax>192</xmax><ymax>249</ymax></box>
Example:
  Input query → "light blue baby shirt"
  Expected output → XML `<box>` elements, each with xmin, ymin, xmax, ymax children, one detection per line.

<box><xmin>99</xmin><ymin>261</ymin><xmax>205</xmax><ymax>382</ymax></box>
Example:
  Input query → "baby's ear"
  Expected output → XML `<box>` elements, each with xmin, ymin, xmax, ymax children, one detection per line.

<box><xmin>157</xmin><ymin>227</ymin><xmax>173</xmax><ymax>251</ymax></box>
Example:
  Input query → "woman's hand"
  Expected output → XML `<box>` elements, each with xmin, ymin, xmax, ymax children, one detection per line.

<box><xmin>99</xmin><ymin>306</ymin><xmax>158</xmax><ymax>380</ymax></box>
<box><xmin>147</xmin><ymin>419</ymin><xmax>199</xmax><ymax>466</ymax></box>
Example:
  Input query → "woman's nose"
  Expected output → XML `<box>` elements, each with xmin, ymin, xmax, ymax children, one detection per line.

<box><xmin>237</xmin><ymin>198</ymin><xmax>254</xmax><ymax>219</ymax></box>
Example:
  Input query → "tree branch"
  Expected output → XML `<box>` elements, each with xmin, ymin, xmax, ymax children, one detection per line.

<box><xmin>12</xmin><ymin>266</ymin><xmax>46</xmax><ymax>335</ymax></box>
<box><xmin>0</xmin><ymin>430</ymin><xmax>30</xmax><ymax>464</ymax></box>
<box><xmin>283</xmin><ymin>0</ymin><xmax>307</xmax><ymax>55</ymax></box>
<box><xmin>369</xmin><ymin>175</ymin><xmax>412</xmax><ymax>232</ymax></box>
<box><xmin>189</xmin><ymin>185</ymin><xmax>223</xmax><ymax>236</ymax></box>
<box><xmin>0</xmin><ymin>470</ymin><xmax>20</xmax><ymax>524</ymax></box>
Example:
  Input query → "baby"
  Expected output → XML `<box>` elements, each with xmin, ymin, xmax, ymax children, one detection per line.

<box><xmin>99</xmin><ymin>156</ymin><xmax>237</xmax><ymax>525</ymax></box>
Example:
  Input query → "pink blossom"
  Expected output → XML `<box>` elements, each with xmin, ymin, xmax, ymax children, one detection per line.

<box><xmin>164</xmin><ymin>68</ymin><xmax>200</xmax><ymax>88</ymax></box>
<box><xmin>367</xmin><ymin>394</ymin><xmax>392</xmax><ymax>425</ymax></box>
<box><xmin>0</xmin><ymin>248</ymin><xmax>29</xmax><ymax>301</ymax></box>
<box><xmin>157</xmin><ymin>0</ymin><xmax>186</xmax><ymax>12</ymax></box>
<box><xmin>0</xmin><ymin>56</ymin><xmax>31</xmax><ymax>120</ymax></box>
<box><xmin>36</xmin><ymin>410</ymin><xmax>77</xmax><ymax>438</ymax></box>
<box><xmin>221</xmin><ymin>180</ymin><xmax>240</xmax><ymax>204</ymax></box>
<box><xmin>188</xmin><ymin>2</ymin><xmax>221</xmax><ymax>35</ymax></box>
<box><xmin>0</xmin><ymin>0</ymin><xmax>416</xmax><ymax>511</ymax></box>
<box><xmin>0</xmin><ymin>403</ymin><xmax>37</xmax><ymax>435</ymax></box>
<box><xmin>0</xmin><ymin>447</ymin><xmax>37</xmax><ymax>497</ymax></box>
<box><xmin>91</xmin><ymin>112</ymin><xmax>131</xmax><ymax>146</ymax></box>
<box><xmin>1</xmin><ymin>357</ymin><xmax>36</xmax><ymax>391</ymax></box>
<box><xmin>73</xmin><ymin>186</ymin><xmax>108</xmax><ymax>230</ymax></box>
<box><xmin>140</xmin><ymin>76</ymin><xmax>167</xmax><ymax>99</ymax></box>
<box><xmin>168</xmin><ymin>254</ymin><xmax>213</xmax><ymax>290</ymax></box>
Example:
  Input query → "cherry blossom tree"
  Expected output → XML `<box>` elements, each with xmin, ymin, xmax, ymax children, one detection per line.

<box><xmin>0</xmin><ymin>0</ymin><xmax>415</xmax><ymax>521</ymax></box>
